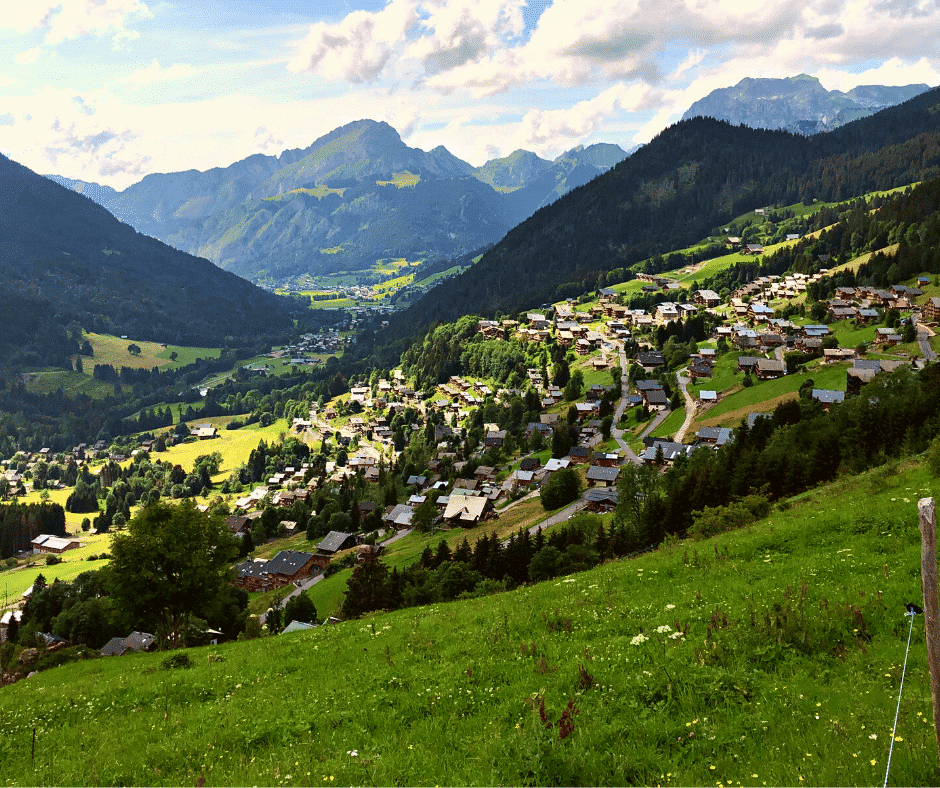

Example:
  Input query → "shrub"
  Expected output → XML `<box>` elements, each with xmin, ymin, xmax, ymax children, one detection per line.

<box><xmin>929</xmin><ymin>435</ymin><xmax>940</xmax><ymax>478</ymax></box>
<box><xmin>688</xmin><ymin>494</ymin><xmax>771</xmax><ymax>540</ymax></box>
<box><xmin>540</xmin><ymin>468</ymin><xmax>581</xmax><ymax>510</ymax></box>
<box><xmin>161</xmin><ymin>652</ymin><xmax>193</xmax><ymax>670</ymax></box>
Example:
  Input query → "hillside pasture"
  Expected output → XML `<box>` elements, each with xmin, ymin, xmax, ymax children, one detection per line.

<box><xmin>1</xmin><ymin>460</ymin><xmax>938</xmax><ymax>786</ymax></box>
<box><xmin>84</xmin><ymin>332</ymin><xmax>220</xmax><ymax>372</ymax></box>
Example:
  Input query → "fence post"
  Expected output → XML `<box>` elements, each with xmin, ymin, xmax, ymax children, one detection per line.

<box><xmin>918</xmin><ymin>496</ymin><xmax>940</xmax><ymax>769</ymax></box>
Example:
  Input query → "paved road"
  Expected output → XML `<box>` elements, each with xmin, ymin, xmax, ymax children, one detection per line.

<box><xmin>917</xmin><ymin>326</ymin><xmax>937</xmax><ymax>362</ymax></box>
<box><xmin>502</xmin><ymin>497</ymin><xmax>589</xmax><ymax>544</ymax></box>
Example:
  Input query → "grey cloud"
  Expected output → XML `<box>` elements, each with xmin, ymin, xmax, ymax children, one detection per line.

<box><xmin>805</xmin><ymin>23</ymin><xmax>844</xmax><ymax>39</ymax></box>
<box><xmin>423</xmin><ymin>28</ymin><xmax>490</xmax><ymax>75</ymax></box>
<box><xmin>98</xmin><ymin>155</ymin><xmax>151</xmax><ymax>178</ymax></box>
<box><xmin>874</xmin><ymin>0</ymin><xmax>934</xmax><ymax>18</ymax></box>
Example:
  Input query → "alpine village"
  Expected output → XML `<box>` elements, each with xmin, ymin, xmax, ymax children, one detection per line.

<box><xmin>7</xmin><ymin>77</ymin><xmax>940</xmax><ymax>787</ymax></box>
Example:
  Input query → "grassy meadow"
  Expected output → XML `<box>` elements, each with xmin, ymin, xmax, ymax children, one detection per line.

<box><xmin>2</xmin><ymin>459</ymin><xmax>940</xmax><ymax>786</ymax></box>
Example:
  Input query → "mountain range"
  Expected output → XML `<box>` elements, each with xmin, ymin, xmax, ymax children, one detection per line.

<box><xmin>681</xmin><ymin>74</ymin><xmax>929</xmax><ymax>134</ymax></box>
<box><xmin>47</xmin><ymin>125</ymin><xmax>630</xmax><ymax>283</ymax></box>
<box><xmin>372</xmin><ymin>86</ymin><xmax>940</xmax><ymax>347</ymax></box>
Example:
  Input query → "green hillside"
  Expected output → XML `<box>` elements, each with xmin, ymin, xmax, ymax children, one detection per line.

<box><xmin>2</xmin><ymin>459</ymin><xmax>939</xmax><ymax>786</ymax></box>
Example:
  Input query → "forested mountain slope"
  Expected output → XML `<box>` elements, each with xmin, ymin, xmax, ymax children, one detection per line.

<box><xmin>0</xmin><ymin>152</ymin><xmax>293</xmax><ymax>366</ymax></box>
<box><xmin>388</xmin><ymin>87</ymin><xmax>940</xmax><ymax>335</ymax></box>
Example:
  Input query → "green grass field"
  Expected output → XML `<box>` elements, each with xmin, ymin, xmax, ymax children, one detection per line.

<box><xmin>697</xmin><ymin>363</ymin><xmax>850</xmax><ymax>428</ymax></box>
<box><xmin>1</xmin><ymin>458</ymin><xmax>939</xmax><ymax>786</ymax></box>
<box><xmin>85</xmin><ymin>332</ymin><xmax>220</xmax><ymax>371</ymax></box>
<box><xmin>0</xmin><ymin>531</ymin><xmax>115</xmax><ymax>606</ymax></box>
<box><xmin>154</xmin><ymin>417</ymin><xmax>292</xmax><ymax>481</ymax></box>
<box><xmin>650</xmin><ymin>408</ymin><xmax>686</xmax><ymax>440</ymax></box>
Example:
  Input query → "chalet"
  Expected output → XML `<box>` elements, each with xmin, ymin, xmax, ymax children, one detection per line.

<box><xmin>586</xmin><ymin>465</ymin><xmax>620</xmax><ymax>487</ymax></box>
<box><xmin>225</xmin><ymin>515</ymin><xmax>251</xmax><ymax>536</ymax></box>
<box><xmin>801</xmin><ymin>324</ymin><xmax>830</xmax><ymax>337</ymax></box>
<box><xmin>453</xmin><ymin>477</ymin><xmax>479</xmax><ymax>492</ymax></box>
<box><xmin>856</xmin><ymin>308</ymin><xmax>879</xmax><ymax>322</ymax></box>
<box><xmin>591</xmin><ymin>452</ymin><xmax>622</xmax><ymax>468</ymax></box>
<box><xmin>384</xmin><ymin>504</ymin><xmax>415</xmax><ymax>529</ymax></box>
<box><xmin>484</xmin><ymin>430</ymin><xmax>507</xmax><ymax>448</ymax></box>
<box><xmin>640</xmin><ymin>440</ymin><xmax>691</xmax><ymax>465</ymax></box>
<box><xmin>584</xmin><ymin>487</ymin><xmax>619</xmax><ymax>512</ymax></box>
<box><xmin>923</xmin><ymin>297</ymin><xmax>940</xmax><ymax>323</ymax></box>
<box><xmin>575</xmin><ymin>402</ymin><xmax>599</xmax><ymax>419</ymax></box>
<box><xmin>847</xmin><ymin>367</ymin><xmax>878</xmax><ymax>395</ymax></box>
<box><xmin>519</xmin><ymin>457</ymin><xmax>541</xmax><ymax>472</ymax></box>
<box><xmin>442</xmin><ymin>494</ymin><xmax>492</xmax><ymax>526</ymax></box>
<box><xmin>694</xmin><ymin>289</ymin><xmax>721</xmax><ymax>308</ymax></box>
<box><xmin>636</xmin><ymin>351</ymin><xmax>665</xmax><ymax>369</ymax></box>
<box><xmin>191</xmin><ymin>425</ymin><xmax>217</xmax><ymax>440</ymax></box>
<box><xmin>544</xmin><ymin>458</ymin><xmax>571</xmax><ymax>473</ymax></box>
<box><xmin>696</xmin><ymin>426</ymin><xmax>734</xmax><ymax>447</ymax></box>
<box><xmin>567</xmin><ymin>446</ymin><xmax>590</xmax><ymax>464</ymax></box>
<box><xmin>698</xmin><ymin>390</ymin><xmax>718</xmax><ymax>403</ymax></box>
<box><xmin>811</xmin><ymin>389</ymin><xmax>845</xmax><ymax>410</ymax></box>
<box><xmin>508</xmin><ymin>469</ymin><xmax>535</xmax><ymax>491</ymax></box>
<box><xmin>795</xmin><ymin>336</ymin><xmax>823</xmax><ymax>353</ymax></box>
<box><xmin>874</xmin><ymin>327</ymin><xmax>903</xmax><ymax>346</ymax></box>
<box><xmin>656</xmin><ymin>302</ymin><xmax>680</xmax><ymax>323</ymax></box>
<box><xmin>737</xmin><ymin>356</ymin><xmax>760</xmax><ymax>374</ymax></box>
<box><xmin>741</xmin><ymin>414</ymin><xmax>768</xmax><ymax>430</ymax></box>
<box><xmin>526</xmin><ymin>422</ymin><xmax>553</xmax><ymax>440</ymax></box>
<box><xmin>747</xmin><ymin>302</ymin><xmax>775</xmax><ymax>323</ymax></box>
<box><xmin>100</xmin><ymin>631</ymin><xmax>156</xmax><ymax>657</ymax></box>
<box><xmin>31</xmin><ymin>534</ymin><xmax>81</xmax><ymax>554</ymax></box>
<box><xmin>755</xmin><ymin>359</ymin><xmax>786</xmax><ymax>380</ymax></box>
<box><xmin>828</xmin><ymin>306</ymin><xmax>858</xmax><ymax>321</ymax></box>
<box><xmin>474</xmin><ymin>466</ymin><xmax>497</xmax><ymax>483</ymax></box>
<box><xmin>822</xmin><ymin>348</ymin><xmax>857</xmax><ymax>364</ymax></box>
<box><xmin>688</xmin><ymin>361</ymin><xmax>713</xmax><ymax>379</ymax></box>
<box><xmin>744</xmin><ymin>244</ymin><xmax>765</xmax><ymax>255</ymax></box>
<box><xmin>643</xmin><ymin>389</ymin><xmax>669</xmax><ymax>411</ymax></box>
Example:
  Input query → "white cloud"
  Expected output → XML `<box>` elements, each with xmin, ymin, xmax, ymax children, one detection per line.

<box><xmin>520</xmin><ymin>83</ymin><xmax>664</xmax><ymax>148</ymax></box>
<box><xmin>288</xmin><ymin>0</ymin><xmax>420</xmax><ymax>83</ymax></box>
<box><xmin>816</xmin><ymin>57</ymin><xmax>940</xmax><ymax>92</ymax></box>
<box><xmin>409</xmin><ymin>0</ymin><xmax>526</xmax><ymax>75</ymax></box>
<box><xmin>0</xmin><ymin>0</ymin><xmax>153</xmax><ymax>45</ymax></box>
<box><xmin>121</xmin><ymin>60</ymin><xmax>196</xmax><ymax>85</ymax></box>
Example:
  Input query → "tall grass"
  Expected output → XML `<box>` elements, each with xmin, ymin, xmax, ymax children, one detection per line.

<box><xmin>2</xmin><ymin>460</ymin><xmax>939</xmax><ymax>786</ymax></box>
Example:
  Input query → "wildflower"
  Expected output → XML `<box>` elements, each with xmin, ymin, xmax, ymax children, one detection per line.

<box><xmin>631</xmin><ymin>633</ymin><xmax>649</xmax><ymax>645</ymax></box>
<box><xmin>869</xmin><ymin>734</ymin><xmax>877</xmax><ymax>740</ymax></box>
<box><xmin>871</xmin><ymin>760</ymin><xmax>877</xmax><ymax>766</ymax></box>
<box><xmin>670</xmin><ymin>631</ymin><xmax>684</xmax><ymax>639</ymax></box>
<box><xmin>347</xmin><ymin>750</ymin><xmax>358</xmax><ymax>757</ymax></box>
<box><xmin>666</xmin><ymin>604</ymin><xmax>676</xmax><ymax>610</ymax></box>
<box><xmin>655</xmin><ymin>625</ymin><xmax>672</xmax><ymax>634</ymax></box>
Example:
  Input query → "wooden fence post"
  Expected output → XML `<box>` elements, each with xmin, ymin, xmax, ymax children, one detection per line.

<box><xmin>918</xmin><ymin>496</ymin><xmax>940</xmax><ymax>769</ymax></box>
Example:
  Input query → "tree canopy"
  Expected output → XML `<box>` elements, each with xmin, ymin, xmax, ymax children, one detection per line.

<box><xmin>105</xmin><ymin>500</ymin><xmax>239</xmax><ymax>648</ymax></box>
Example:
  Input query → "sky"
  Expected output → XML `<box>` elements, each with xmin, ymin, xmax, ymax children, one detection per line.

<box><xmin>0</xmin><ymin>0</ymin><xmax>938</xmax><ymax>190</ymax></box>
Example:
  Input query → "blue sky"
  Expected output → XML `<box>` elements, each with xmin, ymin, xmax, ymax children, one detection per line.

<box><xmin>1</xmin><ymin>0</ymin><xmax>938</xmax><ymax>189</ymax></box>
